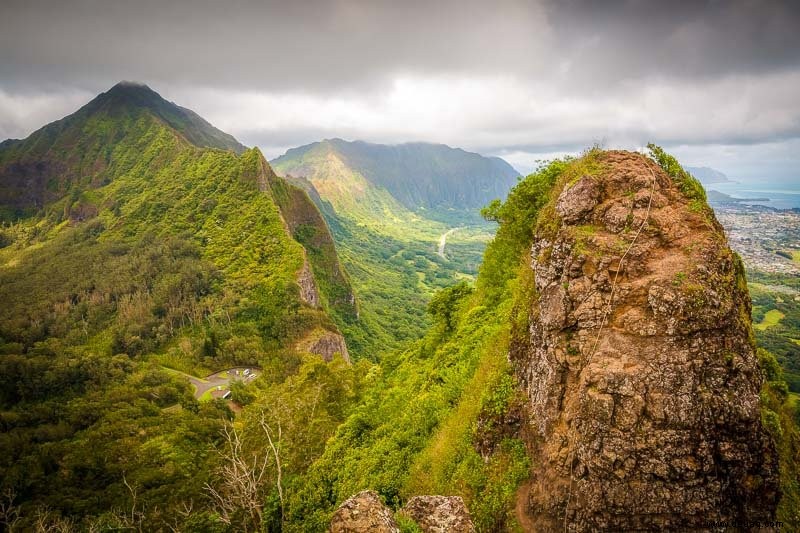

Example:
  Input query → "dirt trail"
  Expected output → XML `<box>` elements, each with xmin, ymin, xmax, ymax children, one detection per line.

<box><xmin>515</xmin><ymin>481</ymin><xmax>535</xmax><ymax>532</ymax></box>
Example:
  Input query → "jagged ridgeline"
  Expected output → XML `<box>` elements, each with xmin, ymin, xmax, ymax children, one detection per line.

<box><xmin>0</xmin><ymin>81</ymin><xmax>355</xmax><ymax>363</ymax></box>
<box><xmin>286</xmin><ymin>148</ymin><xmax>798</xmax><ymax>531</ymax></box>
<box><xmin>0</xmin><ymin>83</ymin><xmax>366</xmax><ymax>527</ymax></box>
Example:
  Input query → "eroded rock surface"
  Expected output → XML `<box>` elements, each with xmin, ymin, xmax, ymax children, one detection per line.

<box><xmin>297</xmin><ymin>327</ymin><xmax>350</xmax><ymax>363</ymax></box>
<box><xmin>402</xmin><ymin>495</ymin><xmax>475</xmax><ymax>533</ymax></box>
<box><xmin>329</xmin><ymin>490</ymin><xmax>399</xmax><ymax>533</ymax></box>
<box><xmin>513</xmin><ymin>150</ymin><xmax>779</xmax><ymax>531</ymax></box>
<box><xmin>297</xmin><ymin>256</ymin><xmax>321</xmax><ymax>308</ymax></box>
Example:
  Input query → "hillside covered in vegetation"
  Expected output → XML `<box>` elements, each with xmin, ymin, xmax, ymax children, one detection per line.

<box><xmin>0</xmin><ymin>82</ymin><xmax>797</xmax><ymax>532</ymax></box>
<box><xmin>272</xmin><ymin>139</ymin><xmax>519</xmax><ymax>359</ymax></box>
<box><xmin>279</xmin><ymin>147</ymin><xmax>799</xmax><ymax>531</ymax></box>
<box><xmin>0</xmin><ymin>83</ymin><xmax>363</xmax><ymax>530</ymax></box>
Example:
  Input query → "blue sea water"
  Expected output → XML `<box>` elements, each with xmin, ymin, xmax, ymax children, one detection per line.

<box><xmin>708</xmin><ymin>180</ymin><xmax>800</xmax><ymax>210</ymax></box>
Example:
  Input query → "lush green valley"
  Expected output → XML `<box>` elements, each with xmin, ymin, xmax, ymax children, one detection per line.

<box><xmin>272</xmin><ymin>139</ymin><xmax>515</xmax><ymax>359</ymax></box>
<box><xmin>748</xmin><ymin>270</ymin><xmax>800</xmax><ymax>392</ymax></box>
<box><xmin>0</xmin><ymin>84</ymin><xmax>797</xmax><ymax>532</ymax></box>
<box><xmin>0</xmin><ymin>83</ymin><xmax>362</xmax><ymax>530</ymax></box>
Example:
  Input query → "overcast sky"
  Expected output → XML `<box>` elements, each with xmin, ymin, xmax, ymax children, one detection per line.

<box><xmin>1</xmin><ymin>0</ymin><xmax>798</xmax><ymax>180</ymax></box>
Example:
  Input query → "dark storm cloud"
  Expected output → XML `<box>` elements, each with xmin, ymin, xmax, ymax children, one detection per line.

<box><xmin>1</xmin><ymin>0</ymin><xmax>798</xmax><ymax>93</ymax></box>
<box><xmin>547</xmin><ymin>0</ymin><xmax>800</xmax><ymax>82</ymax></box>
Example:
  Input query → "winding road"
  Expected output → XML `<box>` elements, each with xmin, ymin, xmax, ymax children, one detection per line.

<box><xmin>437</xmin><ymin>227</ymin><xmax>461</xmax><ymax>259</ymax></box>
<box><xmin>164</xmin><ymin>366</ymin><xmax>260</xmax><ymax>400</ymax></box>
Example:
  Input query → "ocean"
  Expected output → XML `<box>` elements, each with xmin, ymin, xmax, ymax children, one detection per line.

<box><xmin>708</xmin><ymin>180</ymin><xmax>800</xmax><ymax>210</ymax></box>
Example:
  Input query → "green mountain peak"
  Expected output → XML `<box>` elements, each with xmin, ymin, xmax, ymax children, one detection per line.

<box><xmin>86</xmin><ymin>81</ymin><xmax>246</xmax><ymax>153</ymax></box>
<box><xmin>0</xmin><ymin>82</ymin><xmax>246</xmax><ymax>217</ymax></box>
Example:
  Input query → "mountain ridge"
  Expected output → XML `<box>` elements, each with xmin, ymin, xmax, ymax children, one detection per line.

<box><xmin>0</xmin><ymin>81</ymin><xmax>245</xmax><ymax>218</ymax></box>
<box><xmin>686</xmin><ymin>165</ymin><xmax>732</xmax><ymax>184</ymax></box>
<box><xmin>0</xmin><ymin>81</ymin><xmax>354</xmax><ymax>362</ymax></box>
<box><xmin>273</xmin><ymin>138</ymin><xmax>520</xmax><ymax>212</ymax></box>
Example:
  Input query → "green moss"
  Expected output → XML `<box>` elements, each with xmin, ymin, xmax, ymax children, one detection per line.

<box><xmin>396</xmin><ymin>514</ymin><xmax>424</xmax><ymax>533</ymax></box>
<box><xmin>758</xmin><ymin>348</ymin><xmax>800</xmax><ymax>525</ymax></box>
<box><xmin>571</xmin><ymin>224</ymin><xmax>599</xmax><ymax>257</ymax></box>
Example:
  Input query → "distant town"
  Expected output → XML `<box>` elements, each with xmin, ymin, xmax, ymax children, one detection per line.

<box><xmin>713</xmin><ymin>203</ymin><xmax>800</xmax><ymax>275</ymax></box>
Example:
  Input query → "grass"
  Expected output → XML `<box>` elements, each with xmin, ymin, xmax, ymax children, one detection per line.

<box><xmin>755</xmin><ymin>309</ymin><xmax>786</xmax><ymax>331</ymax></box>
<box><xmin>198</xmin><ymin>388</ymin><xmax>215</xmax><ymax>402</ymax></box>
<box><xmin>788</xmin><ymin>392</ymin><xmax>799</xmax><ymax>412</ymax></box>
<box><xmin>160</xmin><ymin>365</ymin><xmax>208</xmax><ymax>383</ymax></box>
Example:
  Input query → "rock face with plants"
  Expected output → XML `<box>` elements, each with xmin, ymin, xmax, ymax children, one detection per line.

<box><xmin>401</xmin><ymin>495</ymin><xmax>476</xmax><ymax>532</ymax></box>
<box><xmin>512</xmin><ymin>150</ymin><xmax>780</xmax><ymax>530</ymax></box>
<box><xmin>329</xmin><ymin>490</ymin><xmax>400</xmax><ymax>533</ymax></box>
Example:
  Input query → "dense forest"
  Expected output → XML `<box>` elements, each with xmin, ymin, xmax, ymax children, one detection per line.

<box><xmin>0</xmin><ymin>84</ymin><xmax>798</xmax><ymax>531</ymax></box>
<box><xmin>272</xmin><ymin>139</ymin><xmax>507</xmax><ymax>358</ymax></box>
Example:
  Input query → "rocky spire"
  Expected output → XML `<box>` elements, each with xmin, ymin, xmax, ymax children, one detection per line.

<box><xmin>513</xmin><ymin>150</ymin><xmax>779</xmax><ymax>531</ymax></box>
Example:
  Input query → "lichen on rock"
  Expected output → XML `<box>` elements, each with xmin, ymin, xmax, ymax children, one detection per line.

<box><xmin>329</xmin><ymin>490</ymin><xmax>400</xmax><ymax>533</ymax></box>
<box><xmin>512</xmin><ymin>150</ymin><xmax>780</xmax><ymax>531</ymax></box>
<box><xmin>401</xmin><ymin>495</ymin><xmax>476</xmax><ymax>533</ymax></box>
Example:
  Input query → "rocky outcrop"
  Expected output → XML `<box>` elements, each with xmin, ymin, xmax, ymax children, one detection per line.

<box><xmin>401</xmin><ymin>496</ymin><xmax>475</xmax><ymax>533</ymax></box>
<box><xmin>329</xmin><ymin>490</ymin><xmax>399</xmax><ymax>533</ymax></box>
<box><xmin>513</xmin><ymin>151</ymin><xmax>779</xmax><ymax>531</ymax></box>
<box><xmin>330</xmin><ymin>492</ymin><xmax>476</xmax><ymax>533</ymax></box>
<box><xmin>296</xmin><ymin>327</ymin><xmax>350</xmax><ymax>363</ymax></box>
<box><xmin>297</xmin><ymin>256</ymin><xmax>321</xmax><ymax>308</ymax></box>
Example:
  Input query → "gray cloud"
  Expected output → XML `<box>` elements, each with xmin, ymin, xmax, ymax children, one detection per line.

<box><xmin>0</xmin><ymin>0</ymin><xmax>798</xmax><ymax>180</ymax></box>
<box><xmin>2</xmin><ymin>0</ymin><xmax>798</xmax><ymax>92</ymax></box>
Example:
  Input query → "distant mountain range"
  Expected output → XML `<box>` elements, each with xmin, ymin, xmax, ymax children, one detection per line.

<box><xmin>706</xmin><ymin>189</ymin><xmax>769</xmax><ymax>204</ymax></box>
<box><xmin>272</xmin><ymin>138</ymin><xmax>520</xmax><ymax>212</ymax></box>
<box><xmin>686</xmin><ymin>166</ymin><xmax>732</xmax><ymax>184</ymax></box>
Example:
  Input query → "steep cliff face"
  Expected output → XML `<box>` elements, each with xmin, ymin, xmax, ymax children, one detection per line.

<box><xmin>296</xmin><ymin>327</ymin><xmax>350</xmax><ymax>363</ymax></box>
<box><xmin>513</xmin><ymin>151</ymin><xmax>779</xmax><ymax>530</ymax></box>
<box><xmin>263</xmin><ymin>164</ymin><xmax>358</xmax><ymax>321</ymax></box>
<box><xmin>297</xmin><ymin>256</ymin><xmax>322</xmax><ymax>308</ymax></box>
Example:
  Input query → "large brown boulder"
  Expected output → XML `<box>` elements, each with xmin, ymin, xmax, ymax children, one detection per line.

<box><xmin>512</xmin><ymin>150</ymin><xmax>779</xmax><ymax>531</ymax></box>
<box><xmin>401</xmin><ymin>495</ymin><xmax>475</xmax><ymax>532</ymax></box>
<box><xmin>329</xmin><ymin>490</ymin><xmax>399</xmax><ymax>533</ymax></box>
